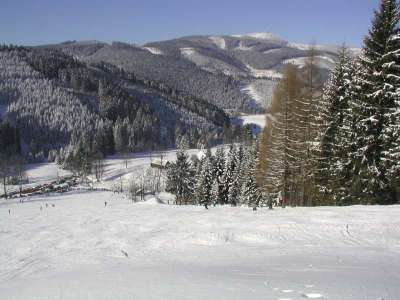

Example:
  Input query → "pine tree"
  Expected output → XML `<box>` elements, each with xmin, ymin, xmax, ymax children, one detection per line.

<box><xmin>166</xmin><ymin>149</ymin><xmax>195</xmax><ymax>205</ymax></box>
<box><xmin>227</xmin><ymin>145</ymin><xmax>245</xmax><ymax>206</ymax></box>
<box><xmin>241</xmin><ymin>142</ymin><xmax>263</xmax><ymax>208</ymax></box>
<box><xmin>223</xmin><ymin>145</ymin><xmax>238</xmax><ymax>205</ymax></box>
<box><xmin>353</xmin><ymin>0</ymin><xmax>400</xmax><ymax>204</ymax></box>
<box><xmin>313</xmin><ymin>47</ymin><xmax>356</xmax><ymax>205</ymax></box>
<box><xmin>213</xmin><ymin>147</ymin><xmax>226</xmax><ymax>205</ymax></box>
<box><xmin>194</xmin><ymin>149</ymin><xmax>215</xmax><ymax>208</ymax></box>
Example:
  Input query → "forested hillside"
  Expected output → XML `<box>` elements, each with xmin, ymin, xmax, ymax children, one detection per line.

<box><xmin>49</xmin><ymin>41</ymin><xmax>256</xmax><ymax>112</ymax></box>
<box><xmin>0</xmin><ymin>46</ymin><xmax>230</xmax><ymax>162</ymax></box>
<box><xmin>45</xmin><ymin>34</ymin><xmax>345</xmax><ymax>113</ymax></box>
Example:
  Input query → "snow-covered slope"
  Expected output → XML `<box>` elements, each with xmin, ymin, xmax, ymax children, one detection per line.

<box><xmin>47</xmin><ymin>33</ymin><xmax>357</xmax><ymax>112</ymax></box>
<box><xmin>238</xmin><ymin>114</ymin><xmax>267</xmax><ymax>128</ymax></box>
<box><xmin>1</xmin><ymin>192</ymin><xmax>399</xmax><ymax>299</ymax></box>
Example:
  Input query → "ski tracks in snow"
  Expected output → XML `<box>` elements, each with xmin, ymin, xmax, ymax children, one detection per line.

<box><xmin>271</xmin><ymin>284</ymin><xmax>325</xmax><ymax>299</ymax></box>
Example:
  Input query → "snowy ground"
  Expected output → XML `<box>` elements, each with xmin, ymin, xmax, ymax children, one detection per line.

<box><xmin>5</xmin><ymin>163</ymin><xmax>72</xmax><ymax>195</ymax></box>
<box><xmin>1</xmin><ymin>190</ymin><xmax>400</xmax><ymax>299</ymax></box>
<box><xmin>237</xmin><ymin>114</ymin><xmax>267</xmax><ymax>135</ymax></box>
<box><xmin>238</xmin><ymin>114</ymin><xmax>266</xmax><ymax>128</ymax></box>
<box><xmin>4</xmin><ymin>147</ymin><xmax>221</xmax><ymax>195</ymax></box>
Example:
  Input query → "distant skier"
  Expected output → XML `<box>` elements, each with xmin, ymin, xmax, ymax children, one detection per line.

<box><xmin>8</xmin><ymin>209</ymin><xmax>10</xmax><ymax>215</ymax></box>
<box><xmin>104</xmin><ymin>201</ymin><xmax>107</xmax><ymax>207</ymax></box>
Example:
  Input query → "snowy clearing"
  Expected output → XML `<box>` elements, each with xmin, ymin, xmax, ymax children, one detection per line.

<box><xmin>1</xmin><ymin>191</ymin><xmax>400</xmax><ymax>299</ymax></box>
<box><xmin>180</xmin><ymin>47</ymin><xmax>197</xmax><ymax>58</ymax></box>
<box><xmin>233</xmin><ymin>32</ymin><xmax>287</xmax><ymax>45</ymax></box>
<box><xmin>241</xmin><ymin>83</ymin><xmax>264</xmax><ymax>103</ymax></box>
<box><xmin>241</xmin><ymin>80</ymin><xmax>276</xmax><ymax>108</ymax></box>
<box><xmin>4</xmin><ymin>147</ymin><xmax>222</xmax><ymax>195</ymax></box>
<box><xmin>283</xmin><ymin>56</ymin><xmax>335</xmax><ymax>69</ymax></box>
<box><xmin>237</xmin><ymin>114</ymin><xmax>267</xmax><ymax>135</ymax></box>
<box><xmin>142</xmin><ymin>47</ymin><xmax>164</xmax><ymax>55</ymax></box>
<box><xmin>245</xmin><ymin>64</ymin><xmax>283</xmax><ymax>79</ymax></box>
<box><xmin>209</xmin><ymin>36</ymin><xmax>226</xmax><ymax>49</ymax></box>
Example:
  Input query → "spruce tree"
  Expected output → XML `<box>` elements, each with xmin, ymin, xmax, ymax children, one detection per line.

<box><xmin>223</xmin><ymin>145</ymin><xmax>238</xmax><ymax>205</ymax></box>
<box><xmin>354</xmin><ymin>0</ymin><xmax>400</xmax><ymax>204</ymax></box>
<box><xmin>241</xmin><ymin>142</ymin><xmax>263</xmax><ymax>208</ymax></box>
<box><xmin>194</xmin><ymin>149</ymin><xmax>215</xmax><ymax>208</ymax></box>
<box><xmin>314</xmin><ymin>47</ymin><xmax>355</xmax><ymax>205</ymax></box>
<box><xmin>166</xmin><ymin>149</ymin><xmax>195</xmax><ymax>204</ymax></box>
<box><xmin>213</xmin><ymin>147</ymin><xmax>226</xmax><ymax>205</ymax></box>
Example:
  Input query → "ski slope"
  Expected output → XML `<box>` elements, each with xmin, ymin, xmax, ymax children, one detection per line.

<box><xmin>1</xmin><ymin>191</ymin><xmax>400</xmax><ymax>299</ymax></box>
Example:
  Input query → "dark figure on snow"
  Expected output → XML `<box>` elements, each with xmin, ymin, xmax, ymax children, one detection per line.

<box><xmin>104</xmin><ymin>201</ymin><xmax>107</xmax><ymax>207</ymax></box>
<box><xmin>252</xmin><ymin>206</ymin><xmax>257</xmax><ymax>211</ymax></box>
<box><xmin>8</xmin><ymin>209</ymin><xmax>10</xmax><ymax>215</ymax></box>
<box><xmin>52</xmin><ymin>204</ymin><xmax>55</xmax><ymax>207</ymax></box>
<box><xmin>46</xmin><ymin>203</ymin><xmax>48</xmax><ymax>208</ymax></box>
<box><xmin>204</xmin><ymin>203</ymin><xmax>208</xmax><ymax>210</ymax></box>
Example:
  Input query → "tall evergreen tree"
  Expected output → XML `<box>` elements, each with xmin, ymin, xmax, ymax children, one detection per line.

<box><xmin>241</xmin><ymin>142</ymin><xmax>263</xmax><ymax>208</ymax></box>
<box><xmin>194</xmin><ymin>149</ymin><xmax>215</xmax><ymax>208</ymax></box>
<box><xmin>353</xmin><ymin>0</ymin><xmax>400</xmax><ymax>204</ymax></box>
<box><xmin>166</xmin><ymin>149</ymin><xmax>195</xmax><ymax>205</ymax></box>
<box><xmin>313</xmin><ymin>47</ymin><xmax>356</xmax><ymax>205</ymax></box>
<box><xmin>213</xmin><ymin>147</ymin><xmax>226</xmax><ymax>205</ymax></box>
<box><xmin>223</xmin><ymin>145</ymin><xmax>238</xmax><ymax>205</ymax></box>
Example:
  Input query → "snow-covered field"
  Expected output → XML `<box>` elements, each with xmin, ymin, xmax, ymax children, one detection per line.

<box><xmin>245</xmin><ymin>64</ymin><xmax>283</xmax><ymax>79</ymax></box>
<box><xmin>3</xmin><ymin>147</ymin><xmax>214</xmax><ymax>195</ymax></box>
<box><xmin>1</xmin><ymin>190</ymin><xmax>400</xmax><ymax>299</ymax></box>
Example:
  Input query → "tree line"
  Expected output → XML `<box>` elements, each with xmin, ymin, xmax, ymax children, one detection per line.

<box><xmin>257</xmin><ymin>0</ymin><xmax>400</xmax><ymax>206</ymax></box>
<box><xmin>165</xmin><ymin>0</ymin><xmax>400</xmax><ymax>207</ymax></box>
<box><xmin>165</xmin><ymin>142</ymin><xmax>264</xmax><ymax>208</ymax></box>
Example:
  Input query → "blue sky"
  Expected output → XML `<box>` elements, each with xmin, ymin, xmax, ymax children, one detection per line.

<box><xmin>1</xmin><ymin>0</ymin><xmax>380</xmax><ymax>47</ymax></box>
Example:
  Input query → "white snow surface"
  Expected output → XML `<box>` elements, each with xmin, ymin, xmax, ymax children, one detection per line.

<box><xmin>5</xmin><ymin>163</ymin><xmax>72</xmax><ymax>195</ymax></box>
<box><xmin>1</xmin><ymin>190</ymin><xmax>400</xmax><ymax>299</ymax></box>
<box><xmin>233</xmin><ymin>32</ymin><xmax>287</xmax><ymax>44</ymax></box>
<box><xmin>180</xmin><ymin>47</ymin><xmax>196</xmax><ymax>58</ymax></box>
<box><xmin>283</xmin><ymin>56</ymin><xmax>335</xmax><ymax>69</ymax></box>
<box><xmin>209</xmin><ymin>36</ymin><xmax>226</xmax><ymax>49</ymax></box>
<box><xmin>241</xmin><ymin>84</ymin><xmax>264</xmax><ymax>103</ymax></box>
<box><xmin>4</xmin><ymin>147</ymin><xmax>224</xmax><ymax>196</ymax></box>
<box><xmin>142</xmin><ymin>47</ymin><xmax>164</xmax><ymax>55</ymax></box>
<box><xmin>245</xmin><ymin>64</ymin><xmax>283</xmax><ymax>79</ymax></box>
<box><xmin>238</xmin><ymin>114</ymin><xmax>267</xmax><ymax>130</ymax></box>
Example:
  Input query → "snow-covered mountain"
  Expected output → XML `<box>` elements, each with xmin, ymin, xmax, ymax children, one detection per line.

<box><xmin>144</xmin><ymin>32</ymin><xmax>345</xmax><ymax>78</ymax></box>
<box><xmin>44</xmin><ymin>32</ymin><xmax>354</xmax><ymax>112</ymax></box>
